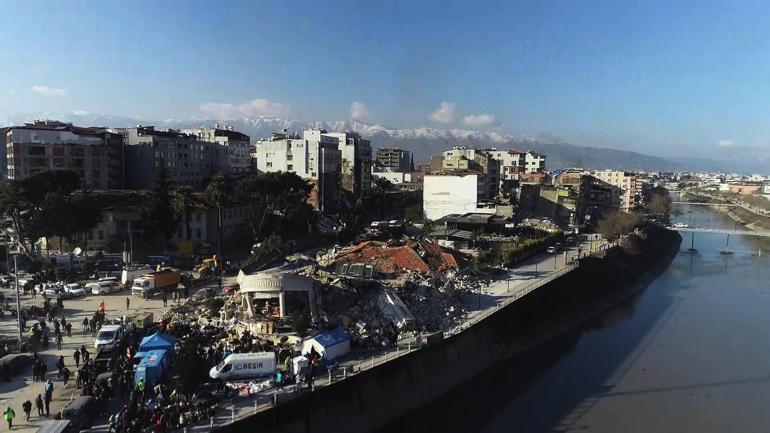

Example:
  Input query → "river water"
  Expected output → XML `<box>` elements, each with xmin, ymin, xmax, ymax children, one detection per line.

<box><xmin>382</xmin><ymin>205</ymin><xmax>770</xmax><ymax>433</ymax></box>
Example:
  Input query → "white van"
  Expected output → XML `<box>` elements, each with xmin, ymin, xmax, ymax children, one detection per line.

<box><xmin>94</xmin><ymin>324</ymin><xmax>124</xmax><ymax>349</ymax></box>
<box><xmin>209</xmin><ymin>352</ymin><xmax>276</xmax><ymax>381</ymax></box>
<box><xmin>87</xmin><ymin>280</ymin><xmax>122</xmax><ymax>295</ymax></box>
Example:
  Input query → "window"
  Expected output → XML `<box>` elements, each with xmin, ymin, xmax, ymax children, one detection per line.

<box><xmin>196</xmin><ymin>212</ymin><xmax>201</xmax><ymax>222</ymax></box>
<box><xmin>287</xmin><ymin>164</ymin><xmax>293</xmax><ymax>171</ymax></box>
<box><xmin>266</xmin><ymin>162</ymin><xmax>273</xmax><ymax>168</ymax></box>
<box><xmin>196</xmin><ymin>228</ymin><xmax>201</xmax><ymax>239</ymax></box>
<box><xmin>98</xmin><ymin>230</ymin><xmax>104</xmax><ymax>240</ymax></box>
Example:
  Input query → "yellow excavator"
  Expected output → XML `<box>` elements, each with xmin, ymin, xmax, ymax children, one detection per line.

<box><xmin>192</xmin><ymin>255</ymin><xmax>219</xmax><ymax>280</ymax></box>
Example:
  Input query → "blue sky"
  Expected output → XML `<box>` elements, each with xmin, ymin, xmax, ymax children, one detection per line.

<box><xmin>2</xmin><ymin>0</ymin><xmax>770</xmax><ymax>157</ymax></box>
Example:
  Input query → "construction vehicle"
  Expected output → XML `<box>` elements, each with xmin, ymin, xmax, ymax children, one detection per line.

<box><xmin>131</xmin><ymin>267</ymin><xmax>180</xmax><ymax>298</ymax></box>
<box><xmin>192</xmin><ymin>255</ymin><xmax>219</xmax><ymax>280</ymax></box>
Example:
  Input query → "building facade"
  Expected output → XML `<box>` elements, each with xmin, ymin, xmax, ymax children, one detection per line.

<box><xmin>592</xmin><ymin>170</ymin><xmax>639</xmax><ymax>211</ymax></box>
<box><xmin>524</xmin><ymin>151</ymin><xmax>546</xmax><ymax>173</ymax></box>
<box><xmin>254</xmin><ymin>130</ymin><xmax>342</xmax><ymax>213</ymax></box>
<box><xmin>117</xmin><ymin>126</ymin><xmax>215</xmax><ymax>189</ymax></box>
<box><xmin>181</xmin><ymin>126</ymin><xmax>251</xmax><ymax>176</ymax></box>
<box><xmin>423</xmin><ymin>173</ymin><xmax>495</xmax><ymax>220</ymax></box>
<box><xmin>325</xmin><ymin>132</ymin><xmax>372</xmax><ymax>198</ymax></box>
<box><xmin>375</xmin><ymin>148</ymin><xmax>412</xmax><ymax>172</ymax></box>
<box><xmin>6</xmin><ymin>120</ymin><xmax>124</xmax><ymax>189</ymax></box>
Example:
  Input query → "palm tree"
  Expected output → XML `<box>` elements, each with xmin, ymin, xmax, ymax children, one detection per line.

<box><xmin>205</xmin><ymin>173</ymin><xmax>232</xmax><ymax>286</ymax></box>
<box><xmin>172</xmin><ymin>185</ymin><xmax>196</xmax><ymax>241</ymax></box>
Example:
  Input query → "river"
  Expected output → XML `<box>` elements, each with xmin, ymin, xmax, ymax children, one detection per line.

<box><xmin>380</xmin><ymin>205</ymin><xmax>770</xmax><ymax>433</ymax></box>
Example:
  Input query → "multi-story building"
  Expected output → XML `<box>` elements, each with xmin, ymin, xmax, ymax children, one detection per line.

<box><xmin>438</xmin><ymin>146</ymin><xmax>500</xmax><ymax>197</ymax></box>
<box><xmin>487</xmin><ymin>148</ymin><xmax>526</xmax><ymax>181</ymax></box>
<box><xmin>253</xmin><ymin>130</ymin><xmax>342</xmax><ymax>212</ymax></box>
<box><xmin>423</xmin><ymin>173</ymin><xmax>496</xmax><ymax>220</ymax></box>
<box><xmin>0</xmin><ymin>127</ymin><xmax>7</xmax><ymax>182</ymax></box>
<box><xmin>375</xmin><ymin>148</ymin><xmax>412</xmax><ymax>172</ymax></box>
<box><xmin>524</xmin><ymin>151</ymin><xmax>546</xmax><ymax>173</ymax></box>
<box><xmin>324</xmin><ymin>132</ymin><xmax>372</xmax><ymax>198</ymax></box>
<box><xmin>592</xmin><ymin>170</ymin><xmax>639</xmax><ymax>211</ymax></box>
<box><xmin>181</xmin><ymin>126</ymin><xmax>251</xmax><ymax>176</ymax></box>
<box><xmin>6</xmin><ymin>120</ymin><xmax>124</xmax><ymax>189</ymax></box>
<box><xmin>116</xmin><ymin>126</ymin><xmax>215</xmax><ymax>189</ymax></box>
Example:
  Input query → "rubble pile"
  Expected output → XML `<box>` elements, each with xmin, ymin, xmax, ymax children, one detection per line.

<box><xmin>519</xmin><ymin>218</ymin><xmax>561</xmax><ymax>232</ymax></box>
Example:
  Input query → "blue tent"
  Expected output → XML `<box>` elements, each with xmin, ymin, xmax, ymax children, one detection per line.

<box><xmin>139</xmin><ymin>332</ymin><xmax>177</xmax><ymax>354</ymax></box>
<box><xmin>302</xmin><ymin>329</ymin><xmax>350</xmax><ymax>362</ymax></box>
<box><xmin>135</xmin><ymin>349</ymin><xmax>171</xmax><ymax>389</ymax></box>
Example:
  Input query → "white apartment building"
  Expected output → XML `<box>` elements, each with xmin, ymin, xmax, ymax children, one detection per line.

<box><xmin>592</xmin><ymin>170</ymin><xmax>638</xmax><ymax>211</ymax></box>
<box><xmin>487</xmin><ymin>149</ymin><xmax>526</xmax><ymax>181</ymax></box>
<box><xmin>423</xmin><ymin>174</ymin><xmax>495</xmax><ymax>220</ymax></box>
<box><xmin>254</xmin><ymin>131</ymin><xmax>342</xmax><ymax>212</ymax></box>
<box><xmin>524</xmin><ymin>151</ymin><xmax>546</xmax><ymax>173</ymax></box>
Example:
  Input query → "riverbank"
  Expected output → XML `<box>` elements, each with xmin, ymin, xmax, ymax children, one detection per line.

<box><xmin>218</xmin><ymin>226</ymin><xmax>681</xmax><ymax>433</ymax></box>
<box><xmin>680</xmin><ymin>191</ymin><xmax>770</xmax><ymax>231</ymax></box>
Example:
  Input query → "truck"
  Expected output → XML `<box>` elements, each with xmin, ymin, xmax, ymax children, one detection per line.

<box><xmin>121</xmin><ymin>266</ymin><xmax>152</xmax><ymax>285</ymax></box>
<box><xmin>209</xmin><ymin>352</ymin><xmax>276</xmax><ymax>381</ymax></box>
<box><xmin>131</xmin><ymin>268</ymin><xmax>180</xmax><ymax>298</ymax></box>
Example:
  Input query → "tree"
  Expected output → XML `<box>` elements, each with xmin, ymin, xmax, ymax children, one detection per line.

<box><xmin>250</xmin><ymin>233</ymin><xmax>288</xmax><ymax>262</ymax></box>
<box><xmin>141</xmin><ymin>160</ymin><xmax>178</xmax><ymax>246</ymax></box>
<box><xmin>172</xmin><ymin>185</ymin><xmax>197</xmax><ymax>240</ymax></box>
<box><xmin>173</xmin><ymin>338</ymin><xmax>207</xmax><ymax>399</ymax></box>
<box><xmin>205</xmin><ymin>173</ymin><xmax>233</xmax><ymax>274</ymax></box>
<box><xmin>647</xmin><ymin>187</ymin><xmax>672</xmax><ymax>216</ymax></box>
<box><xmin>0</xmin><ymin>170</ymin><xmax>87</xmax><ymax>255</ymax></box>
<box><xmin>234</xmin><ymin>172</ymin><xmax>314</xmax><ymax>241</ymax></box>
<box><xmin>597</xmin><ymin>211</ymin><xmax>644</xmax><ymax>242</ymax></box>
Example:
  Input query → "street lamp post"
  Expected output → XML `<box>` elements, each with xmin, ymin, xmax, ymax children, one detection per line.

<box><xmin>13</xmin><ymin>255</ymin><xmax>22</xmax><ymax>351</ymax></box>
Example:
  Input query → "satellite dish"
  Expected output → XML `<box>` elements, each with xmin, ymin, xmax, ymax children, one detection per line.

<box><xmin>73</xmin><ymin>247</ymin><xmax>82</xmax><ymax>256</ymax></box>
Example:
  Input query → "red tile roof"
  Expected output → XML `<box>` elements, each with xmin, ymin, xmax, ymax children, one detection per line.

<box><xmin>337</xmin><ymin>242</ymin><xmax>429</xmax><ymax>274</ymax></box>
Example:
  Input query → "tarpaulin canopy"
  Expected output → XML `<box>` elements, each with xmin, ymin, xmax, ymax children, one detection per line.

<box><xmin>139</xmin><ymin>332</ymin><xmax>177</xmax><ymax>353</ymax></box>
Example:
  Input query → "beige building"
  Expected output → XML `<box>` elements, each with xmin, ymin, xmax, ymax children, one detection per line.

<box><xmin>592</xmin><ymin>170</ymin><xmax>639</xmax><ymax>211</ymax></box>
<box><xmin>6</xmin><ymin>120</ymin><xmax>125</xmax><ymax>189</ymax></box>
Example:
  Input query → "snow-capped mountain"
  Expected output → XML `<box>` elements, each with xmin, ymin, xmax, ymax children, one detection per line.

<box><xmin>2</xmin><ymin>112</ymin><xmax>685</xmax><ymax>171</ymax></box>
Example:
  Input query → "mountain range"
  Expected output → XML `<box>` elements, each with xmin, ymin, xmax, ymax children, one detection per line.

<box><xmin>0</xmin><ymin>112</ymin><xmax>736</xmax><ymax>172</ymax></box>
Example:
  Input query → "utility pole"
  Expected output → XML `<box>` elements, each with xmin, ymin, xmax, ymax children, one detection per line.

<box><xmin>14</xmin><ymin>255</ymin><xmax>22</xmax><ymax>351</ymax></box>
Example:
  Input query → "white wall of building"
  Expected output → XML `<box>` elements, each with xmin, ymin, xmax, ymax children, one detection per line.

<box><xmin>423</xmin><ymin>174</ymin><xmax>481</xmax><ymax>220</ymax></box>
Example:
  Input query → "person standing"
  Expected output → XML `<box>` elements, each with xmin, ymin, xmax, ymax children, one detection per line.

<box><xmin>82</xmin><ymin>317</ymin><xmax>89</xmax><ymax>333</ymax></box>
<box><xmin>44</xmin><ymin>380</ymin><xmax>53</xmax><ymax>416</ymax></box>
<box><xmin>162</xmin><ymin>291</ymin><xmax>168</xmax><ymax>307</ymax></box>
<box><xmin>56</xmin><ymin>355</ymin><xmax>65</xmax><ymax>378</ymax></box>
<box><xmin>21</xmin><ymin>399</ymin><xmax>31</xmax><ymax>422</ymax></box>
<box><xmin>73</xmin><ymin>349</ymin><xmax>80</xmax><ymax>369</ymax></box>
<box><xmin>34</xmin><ymin>395</ymin><xmax>43</xmax><ymax>417</ymax></box>
<box><xmin>4</xmin><ymin>406</ymin><xmax>15</xmax><ymax>429</ymax></box>
<box><xmin>125</xmin><ymin>297</ymin><xmax>130</xmax><ymax>311</ymax></box>
<box><xmin>65</xmin><ymin>322</ymin><xmax>72</xmax><ymax>338</ymax></box>
<box><xmin>62</xmin><ymin>367</ymin><xmax>70</xmax><ymax>388</ymax></box>
<box><xmin>56</xmin><ymin>332</ymin><xmax>63</xmax><ymax>350</ymax></box>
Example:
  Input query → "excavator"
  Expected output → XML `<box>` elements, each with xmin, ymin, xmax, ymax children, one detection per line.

<box><xmin>192</xmin><ymin>254</ymin><xmax>219</xmax><ymax>280</ymax></box>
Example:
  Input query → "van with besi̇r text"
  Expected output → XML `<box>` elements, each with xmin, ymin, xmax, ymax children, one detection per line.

<box><xmin>209</xmin><ymin>352</ymin><xmax>276</xmax><ymax>380</ymax></box>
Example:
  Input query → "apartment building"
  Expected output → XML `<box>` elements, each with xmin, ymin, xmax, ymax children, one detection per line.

<box><xmin>437</xmin><ymin>146</ymin><xmax>500</xmax><ymax>197</ymax></box>
<box><xmin>253</xmin><ymin>130</ymin><xmax>342</xmax><ymax>212</ymax></box>
<box><xmin>325</xmin><ymin>132</ymin><xmax>372</xmax><ymax>198</ymax></box>
<box><xmin>117</xmin><ymin>126</ymin><xmax>215</xmax><ymax>189</ymax></box>
<box><xmin>181</xmin><ymin>126</ymin><xmax>251</xmax><ymax>176</ymax></box>
<box><xmin>592</xmin><ymin>170</ymin><xmax>639</xmax><ymax>211</ymax></box>
<box><xmin>375</xmin><ymin>148</ymin><xmax>412</xmax><ymax>172</ymax></box>
<box><xmin>5</xmin><ymin>120</ymin><xmax>124</xmax><ymax>189</ymax></box>
<box><xmin>524</xmin><ymin>151</ymin><xmax>546</xmax><ymax>173</ymax></box>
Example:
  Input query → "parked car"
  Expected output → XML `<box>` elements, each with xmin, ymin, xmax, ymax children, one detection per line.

<box><xmin>87</xmin><ymin>280</ymin><xmax>122</xmax><ymax>295</ymax></box>
<box><xmin>64</xmin><ymin>283</ymin><xmax>87</xmax><ymax>297</ymax></box>
<box><xmin>546</xmin><ymin>246</ymin><xmax>557</xmax><ymax>254</ymax></box>
<box><xmin>0</xmin><ymin>275</ymin><xmax>13</xmax><ymax>286</ymax></box>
